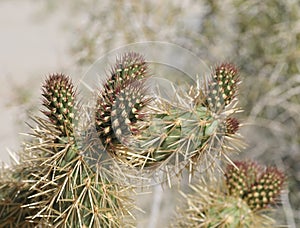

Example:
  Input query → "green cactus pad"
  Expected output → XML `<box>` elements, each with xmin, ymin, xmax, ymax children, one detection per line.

<box><xmin>113</xmin><ymin>100</ymin><xmax>221</xmax><ymax>170</ymax></box>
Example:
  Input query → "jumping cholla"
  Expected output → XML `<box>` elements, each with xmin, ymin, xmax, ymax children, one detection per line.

<box><xmin>0</xmin><ymin>51</ymin><xmax>285</xmax><ymax>227</ymax></box>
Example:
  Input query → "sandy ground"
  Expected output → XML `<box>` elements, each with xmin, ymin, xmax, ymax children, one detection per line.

<box><xmin>0</xmin><ymin>1</ymin><xmax>72</xmax><ymax>163</ymax></box>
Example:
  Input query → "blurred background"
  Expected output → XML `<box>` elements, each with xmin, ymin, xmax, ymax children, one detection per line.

<box><xmin>0</xmin><ymin>0</ymin><xmax>299</xmax><ymax>227</ymax></box>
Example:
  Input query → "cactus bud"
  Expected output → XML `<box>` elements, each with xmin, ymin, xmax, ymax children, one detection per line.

<box><xmin>225</xmin><ymin>161</ymin><xmax>260</xmax><ymax>198</ymax></box>
<box><xmin>207</xmin><ymin>63</ymin><xmax>239</xmax><ymax>112</ymax></box>
<box><xmin>95</xmin><ymin>52</ymin><xmax>149</xmax><ymax>150</ymax></box>
<box><xmin>225</xmin><ymin>117</ymin><xmax>240</xmax><ymax>135</ymax></box>
<box><xmin>42</xmin><ymin>73</ymin><xmax>76</xmax><ymax>138</ymax></box>
<box><xmin>245</xmin><ymin>166</ymin><xmax>285</xmax><ymax>210</ymax></box>
<box><xmin>225</xmin><ymin>161</ymin><xmax>285</xmax><ymax>211</ymax></box>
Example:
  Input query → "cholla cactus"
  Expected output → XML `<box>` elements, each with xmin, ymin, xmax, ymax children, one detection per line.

<box><xmin>0</xmin><ymin>51</ymin><xmax>287</xmax><ymax>227</ymax></box>
<box><xmin>174</xmin><ymin>160</ymin><xmax>285</xmax><ymax>227</ymax></box>
<box><xmin>0</xmin><ymin>74</ymin><xmax>132</xmax><ymax>227</ymax></box>
<box><xmin>95</xmin><ymin>53</ymin><xmax>243</xmax><ymax>180</ymax></box>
